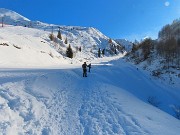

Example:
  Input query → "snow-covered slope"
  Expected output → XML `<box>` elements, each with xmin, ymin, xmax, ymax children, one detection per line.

<box><xmin>0</xmin><ymin>26</ymin><xmax>69</xmax><ymax>68</ymax></box>
<box><xmin>0</xmin><ymin>59</ymin><xmax>180</xmax><ymax>135</ymax></box>
<box><xmin>115</xmin><ymin>39</ymin><xmax>133</xmax><ymax>52</ymax></box>
<box><xmin>0</xmin><ymin>8</ymin><xmax>125</xmax><ymax>67</ymax></box>
<box><xmin>0</xmin><ymin>8</ymin><xmax>30</xmax><ymax>25</ymax></box>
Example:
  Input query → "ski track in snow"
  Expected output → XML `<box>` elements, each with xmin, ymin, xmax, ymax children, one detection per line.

<box><xmin>0</xmin><ymin>68</ymin><xmax>147</xmax><ymax>135</ymax></box>
<box><xmin>0</xmin><ymin>63</ymin><xmax>180</xmax><ymax>135</ymax></box>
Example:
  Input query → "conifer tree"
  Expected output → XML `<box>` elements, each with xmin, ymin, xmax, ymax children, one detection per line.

<box><xmin>66</xmin><ymin>44</ymin><xmax>73</xmax><ymax>58</ymax></box>
<box><xmin>57</xmin><ymin>30</ymin><xmax>62</xmax><ymax>40</ymax></box>
<box><xmin>115</xmin><ymin>49</ymin><xmax>117</xmax><ymax>55</ymax></box>
<box><xmin>65</xmin><ymin>37</ymin><xmax>68</xmax><ymax>44</ymax></box>
<box><xmin>98</xmin><ymin>48</ymin><xmax>101</xmax><ymax>57</ymax></box>
<box><xmin>102</xmin><ymin>49</ymin><xmax>105</xmax><ymax>56</ymax></box>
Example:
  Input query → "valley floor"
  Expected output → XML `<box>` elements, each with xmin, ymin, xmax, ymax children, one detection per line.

<box><xmin>0</xmin><ymin>59</ymin><xmax>180</xmax><ymax>135</ymax></box>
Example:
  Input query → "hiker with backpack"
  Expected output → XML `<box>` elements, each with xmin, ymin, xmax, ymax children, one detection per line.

<box><xmin>82</xmin><ymin>62</ymin><xmax>87</xmax><ymax>77</ymax></box>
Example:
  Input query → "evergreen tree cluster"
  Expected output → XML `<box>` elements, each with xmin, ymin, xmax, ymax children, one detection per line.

<box><xmin>48</xmin><ymin>28</ymin><xmax>74</xmax><ymax>59</ymax></box>
<box><xmin>97</xmin><ymin>48</ymin><xmax>106</xmax><ymax>57</ymax></box>
<box><xmin>108</xmin><ymin>38</ymin><xmax>121</xmax><ymax>55</ymax></box>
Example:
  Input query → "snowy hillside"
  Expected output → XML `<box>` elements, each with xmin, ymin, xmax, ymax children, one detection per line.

<box><xmin>115</xmin><ymin>39</ymin><xmax>133</xmax><ymax>52</ymax></box>
<box><xmin>125</xmin><ymin>19</ymin><xmax>180</xmax><ymax>88</ymax></box>
<box><xmin>0</xmin><ymin>26</ymin><xmax>70</xmax><ymax>68</ymax></box>
<box><xmin>0</xmin><ymin>8</ymin><xmax>125</xmax><ymax>67</ymax></box>
<box><xmin>0</xmin><ymin>59</ymin><xmax>180</xmax><ymax>135</ymax></box>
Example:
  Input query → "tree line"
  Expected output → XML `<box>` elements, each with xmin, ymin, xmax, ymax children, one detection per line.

<box><xmin>157</xmin><ymin>19</ymin><xmax>180</xmax><ymax>68</ymax></box>
<box><xmin>129</xmin><ymin>19</ymin><xmax>180</xmax><ymax>69</ymax></box>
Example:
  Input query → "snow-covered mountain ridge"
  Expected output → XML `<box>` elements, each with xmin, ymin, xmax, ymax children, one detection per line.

<box><xmin>0</xmin><ymin>8</ymin><xmax>125</xmax><ymax>68</ymax></box>
<box><xmin>0</xmin><ymin>8</ymin><xmax>29</xmax><ymax>21</ymax></box>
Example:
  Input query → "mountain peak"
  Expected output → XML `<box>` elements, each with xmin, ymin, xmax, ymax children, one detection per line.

<box><xmin>0</xmin><ymin>8</ymin><xmax>30</xmax><ymax>24</ymax></box>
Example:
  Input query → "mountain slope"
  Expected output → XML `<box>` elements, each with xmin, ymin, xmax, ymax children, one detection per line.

<box><xmin>115</xmin><ymin>39</ymin><xmax>133</xmax><ymax>52</ymax></box>
<box><xmin>0</xmin><ymin>26</ymin><xmax>68</xmax><ymax>68</ymax></box>
<box><xmin>0</xmin><ymin>8</ymin><xmax>125</xmax><ymax>67</ymax></box>
<box><xmin>0</xmin><ymin>8</ymin><xmax>30</xmax><ymax>25</ymax></box>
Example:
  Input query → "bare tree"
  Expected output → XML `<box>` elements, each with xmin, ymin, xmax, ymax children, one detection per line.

<box><xmin>1</xmin><ymin>16</ymin><xmax>4</xmax><ymax>27</ymax></box>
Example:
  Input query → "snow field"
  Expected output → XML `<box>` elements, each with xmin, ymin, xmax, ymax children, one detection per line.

<box><xmin>0</xmin><ymin>61</ymin><xmax>180</xmax><ymax>135</ymax></box>
<box><xmin>0</xmin><ymin>26</ymin><xmax>69</xmax><ymax>68</ymax></box>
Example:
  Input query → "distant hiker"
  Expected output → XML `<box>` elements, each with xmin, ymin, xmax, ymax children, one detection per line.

<box><xmin>87</xmin><ymin>63</ymin><xmax>91</xmax><ymax>72</ymax></box>
<box><xmin>82</xmin><ymin>62</ymin><xmax>87</xmax><ymax>77</ymax></box>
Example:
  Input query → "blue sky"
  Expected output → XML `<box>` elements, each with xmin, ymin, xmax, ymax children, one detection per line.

<box><xmin>0</xmin><ymin>0</ymin><xmax>180</xmax><ymax>41</ymax></box>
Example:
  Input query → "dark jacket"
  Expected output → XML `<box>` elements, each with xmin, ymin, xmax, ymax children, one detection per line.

<box><xmin>82</xmin><ymin>63</ymin><xmax>87</xmax><ymax>69</ymax></box>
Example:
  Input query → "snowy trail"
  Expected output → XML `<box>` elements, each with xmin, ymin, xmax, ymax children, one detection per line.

<box><xmin>78</xmin><ymin>86</ymin><xmax>145</xmax><ymax>135</ymax></box>
<box><xmin>0</xmin><ymin>63</ymin><xmax>180</xmax><ymax>134</ymax></box>
<box><xmin>77</xmin><ymin>75</ymin><xmax>147</xmax><ymax>135</ymax></box>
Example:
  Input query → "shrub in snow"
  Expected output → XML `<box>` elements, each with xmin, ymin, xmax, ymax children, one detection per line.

<box><xmin>13</xmin><ymin>45</ymin><xmax>21</xmax><ymax>49</ymax></box>
<box><xmin>0</xmin><ymin>43</ymin><xmax>9</xmax><ymax>46</ymax></box>
<box><xmin>49</xmin><ymin>33</ymin><xmax>55</xmax><ymax>41</ymax></box>
<box><xmin>152</xmin><ymin>70</ymin><xmax>162</xmax><ymax>77</ymax></box>
<box><xmin>108</xmin><ymin>38</ymin><xmax>112</xmax><ymax>44</ymax></box>
<box><xmin>147</xmin><ymin>96</ymin><xmax>160</xmax><ymax>107</ymax></box>
<box><xmin>49</xmin><ymin>52</ymin><xmax>54</xmax><ymax>58</ymax></box>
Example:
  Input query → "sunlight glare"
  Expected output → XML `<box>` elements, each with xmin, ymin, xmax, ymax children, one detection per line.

<box><xmin>164</xmin><ymin>1</ymin><xmax>170</xmax><ymax>7</ymax></box>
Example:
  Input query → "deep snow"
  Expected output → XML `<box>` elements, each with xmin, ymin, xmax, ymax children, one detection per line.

<box><xmin>0</xmin><ymin>59</ymin><xmax>180</xmax><ymax>135</ymax></box>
